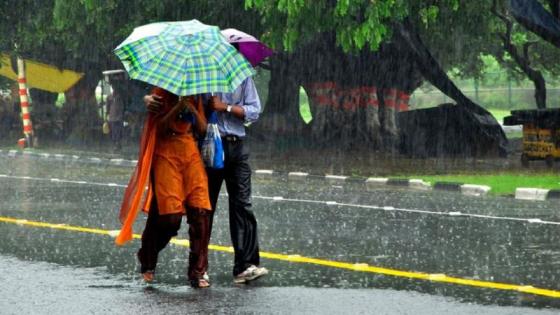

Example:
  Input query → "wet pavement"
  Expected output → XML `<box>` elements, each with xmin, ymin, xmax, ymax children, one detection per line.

<box><xmin>1</xmin><ymin>154</ymin><xmax>560</xmax><ymax>314</ymax></box>
<box><xmin>4</xmin><ymin>256</ymin><xmax>557</xmax><ymax>315</ymax></box>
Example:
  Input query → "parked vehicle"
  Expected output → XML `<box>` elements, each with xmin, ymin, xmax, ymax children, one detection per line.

<box><xmin>504</xmin><ymin>109</ymin><xmax>560</xmax><ymax>167</ymax></box>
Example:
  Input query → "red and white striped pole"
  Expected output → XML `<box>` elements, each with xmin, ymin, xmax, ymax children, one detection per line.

<box><xmin>17</xmin><ymin>57</ymin><xmax>33</xmax><ymax>148</ymax></box>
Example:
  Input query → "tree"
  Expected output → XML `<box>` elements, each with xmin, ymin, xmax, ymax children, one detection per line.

<box><xmin>490</xmin><ymin>0</ymin><xmax>560</xmax><ymax>109</ymax></box>
<box><xmin>244</xmin><ymin>1</ymin><xmax>507</xmax><ymax>150</ymax></box>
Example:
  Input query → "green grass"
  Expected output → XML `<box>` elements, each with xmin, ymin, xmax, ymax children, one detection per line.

<box><xmin>410</xmin><ymin>173</ymin><xmax>560</xmax><ymax>195</ymax></box>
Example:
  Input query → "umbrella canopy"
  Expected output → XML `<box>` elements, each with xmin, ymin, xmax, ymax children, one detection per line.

<box><xmin>0</xmin><ymin>54</ymin><xmax>83</xmax><ymax>93</ymax></box>
<box><xmin>221</xmin><ymin>28</ymin><xmax>274</xmax><ymax>67</ymax></box>
<box><xmin>114</xmin><ymin>20</ymin><xmax>254</xmax><ymax>96</ymax></box>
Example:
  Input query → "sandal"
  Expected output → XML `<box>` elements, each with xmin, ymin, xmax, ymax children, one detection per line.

<box><xmin>190</xmin><ymin>278</ymin><xmax>211</xmax><ymax>289</ymax></box>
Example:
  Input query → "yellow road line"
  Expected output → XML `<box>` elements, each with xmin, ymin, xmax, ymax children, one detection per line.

<box><xmin>1</xmin><ymin>215</ymin><xmax>559</xmax><ymax>298</ymax></box>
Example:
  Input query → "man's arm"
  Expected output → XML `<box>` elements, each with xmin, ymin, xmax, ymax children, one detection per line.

<box><xmin>208</xmin><ymin>78</ymin><xmax>261</xmax><ymax>123</ymax></box>
<box><xmin>208</xmin><ymin>96</ymin><xmax>245</xmax><ymax>120</ymax></box>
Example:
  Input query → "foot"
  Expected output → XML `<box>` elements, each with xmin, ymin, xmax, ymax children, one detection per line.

<box><xmin>190</xmin><ymin>278</ymin><xmax>211</xmax><ymax>289</ymax></box>
<box><xmin>233</xmin><ymin>265</ymin><xmax>269</xmax><ymax>284</ymax></box>
<box><xmin>142</xmin><ymin>270</ymin><xmax>155</xmax><ymax>283</ymax></box>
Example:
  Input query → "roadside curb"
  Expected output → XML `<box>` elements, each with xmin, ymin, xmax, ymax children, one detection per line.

<box><xmin>0</xmin><ymin>149</ymin><xmax>138</xmax><ymax>167</ymax></box>
<box><xmin>1</xmin><ymin>149</ymin><xmax>556</xmax><ymax>201</ymax></box>
<box><xmin>365</xmin><ymin>177</ymin><xmax>431</xmax><ymax>191</ymax></box>
<box><xmin>515</xmin><ymin>188</ymin><xmax>560</xmax><ymax>201</ymax></box>
<box><xmin>434</xmin><ymin>182</ymin><xmax>463</xmax><ymax>192</ymax></box>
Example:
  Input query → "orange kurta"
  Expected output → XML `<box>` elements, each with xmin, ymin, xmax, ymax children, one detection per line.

<box><xmin>152</xmin><ymin>132</ymin><xmax>210</xmax><ymax>215</ymax></box>
<box><xmin>116</xmin><ymin>88</ymin><xmax>210</xmax><ymax>245</ymax></box>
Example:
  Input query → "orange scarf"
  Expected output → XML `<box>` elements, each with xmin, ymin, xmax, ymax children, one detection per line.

<box><xmin>115</xmin><ymin>113</ymin><xmax>157</xmax><ymax>245</ymax></box>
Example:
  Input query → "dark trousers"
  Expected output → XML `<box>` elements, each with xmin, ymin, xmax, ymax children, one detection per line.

<box><xmin>109</xmin><ymin>121</ymin><xmax>123</xmax><ymax>149</ymax></box>
<box><xmin>206</xmin><ymin>139</ymin><xmax>260</xmax><ymax>276</ymax></box>
<box><xmin>137</xmin><ymin>194</ymin><xmax>210</xmax><ymax>280</ymax></box>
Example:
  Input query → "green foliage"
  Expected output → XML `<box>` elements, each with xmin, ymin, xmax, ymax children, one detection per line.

<box><xmin>419</xmin><ymin>5</ymin><xmax>439</xmax><ymax>26</ymax></box>
<box><xmin>246</xmin><ymin>0</ymin><xmax>410</xmax><ymax>52</ymax></box>
<box><xmin>1</xmin><ymin>0</ymin><xmax>261</xmax><ymax>73</ymax></box>
<box><xmin>1</xmin><ymin>0</ymin><xmax>558</xmax><ymax>99</ymax></box>
<box><xmin>0</xmin><ymin>1</ymin><xmax>63</xmax><ymax>60</ymax></box>
<box><xmin>244</xmin><ymin>0</ymin><xmax>472</xmax><ymax>53</ymax></box>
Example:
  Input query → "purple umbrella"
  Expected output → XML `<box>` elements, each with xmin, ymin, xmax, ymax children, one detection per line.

<box><xmin>221</xmin><ymin>28</ymin><xmax>274</xmax><ymax>67</ymax></box>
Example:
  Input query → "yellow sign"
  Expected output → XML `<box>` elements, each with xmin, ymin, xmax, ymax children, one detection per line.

<box><xmin>0</xmin><ymin>53</ymin><xmax>83</xmax><ymax>93</ymax></box>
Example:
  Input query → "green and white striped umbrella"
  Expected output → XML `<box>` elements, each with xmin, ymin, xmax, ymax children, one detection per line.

<box><xmin>114</xmin><ymin>19</ymin><xmax>254</xmax><ymax>96</ymax></box>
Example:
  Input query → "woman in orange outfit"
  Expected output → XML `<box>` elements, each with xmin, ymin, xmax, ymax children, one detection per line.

<box><xmin>116</xmin><ymin>87</ymin><xmax>212</xmax><ymax>288</ymax></box>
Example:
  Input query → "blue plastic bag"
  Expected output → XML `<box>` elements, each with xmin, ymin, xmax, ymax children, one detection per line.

<box><xmin>200</xmin><ymin>112</ymin><xmax>224</xmax><ymax>169</ymax></box>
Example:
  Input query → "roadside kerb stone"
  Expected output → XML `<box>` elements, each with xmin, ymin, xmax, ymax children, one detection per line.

<box><xmin>409</xmin><ymin>179</ymin><xmax>431</xmax><ymax>191</ymax></box>
<box><xmin>325</xmin><ymin>175</ymin><xmax>347</xmax><ymax>185</ymax></box>
<box><xmin>515</xmin><ymin>188</ymin><xmax>550</xmax><ymax>201</ymax></box>
<box><xmin>366</xmin><ymin>178</ymin><xmax>389</xmax><ymax>190</ymax></box>
<box><xmin>346</xmin><ymin>177</ymin><xmax>367</xmax><ymax>184</ymax></box>
<box><xmin>288</xmin><ymin>172</ymin><xmax>308</xmax><ymax>180</ymax></box>
<box><xmin>110</xmin><ymin>159</ymin><xmax>125</xmax><ymax>166</ymax></box>
<box><xmin>88</xmin><ymin>157</ymin><xmax>102</xmax><ymax>164</ymax></box>
<box><xmin>255</xmin><ymin>169</ymin><xmax>274</xmax><ymax>179</ymax></box>
<box><xmin>547</xmin><ymin>190</ymin><xmax>560</xmax><ymax>199</ymax></box>
<box><xmin>460</xmin><ymin>184</ymin><xmax>491</xmax><ymax>197</ymax></box>
<box><xmin>386</xmin><ymin>178</ymin><xmax>410</xmax><ymax>187</ymax></box>
<box><xmin>434</xmin><ymin>182</ymin><xmax>463</xmax><ymax>192</ymax></box>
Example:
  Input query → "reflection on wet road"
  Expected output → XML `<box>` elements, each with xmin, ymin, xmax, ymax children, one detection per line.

<box><xmin>0</xmin><ymin>156</ymin><xmax>559</xmax><ymax>313</ymax></box>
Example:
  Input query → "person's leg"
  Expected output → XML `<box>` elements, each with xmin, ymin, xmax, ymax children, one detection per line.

<box><xmin>186</xmin><ymin>207</ymin><xmax>211</xmax><ymax>286</ymax></box>
<box><xmin>137</xmin><ymin>197</ymin><xmax>160</xmax><ymax>274</ymax></box>
<box><xmin>109</xmin><ymin>121</ymin><xmax>123</xmax><ymax>151</ymax></box>
<box><xmin>137</xmin><ymin>166</ymin><xmax>184</xmax><ymax>276</ymax></box>
<box><xmin>223</xmin><ymin>141</ymin><xmax>260</xmax><ymax>276</ymax></box>
<box><xmin>181</xmin><ymin>147</ymin><xmax>212</xmax><ymax>287</ymax></box>
<box><xmin>203</xmin><ymin>166</ymin><xmax>224</xmax><ymax>280</ymax></box>
<box><xmin>137</xmin><ymin>203</ymin><xmax>183</xmax><ymax>274</ymax></box>
<box><xmin>206</xmin><ymin>167</ymin><xmax>224</xmax><ymax>235</ymax></box>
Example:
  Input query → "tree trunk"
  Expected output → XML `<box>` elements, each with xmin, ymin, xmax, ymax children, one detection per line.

<box><xmin>549</xmin><ymin>0</ymin><xmax>560</xmax><ymax>19</ymax></box>
<box><xmin>531</xmin><ymin>70</ymin><xmax>547</xmax><ymax>109</ymax></box>
<box><xmin>394</xmin><ymin>20</ymin><xmax>492</xmax><ymax>116</ymax></box>
<box><xmin>252</xmin><ymin>53</ymin><xmax>304</xmax><ymax>143</ymax></box>
<box><xmin>503</xmin><ymin>39</ymin><xmax>547</xmax><ymax>109</ymax></box>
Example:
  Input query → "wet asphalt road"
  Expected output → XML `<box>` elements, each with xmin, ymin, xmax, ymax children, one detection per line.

<box><xmin>1</xmin><ymin>154</ymin><xmax>560</xmax><ymax>314</ymax></box>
